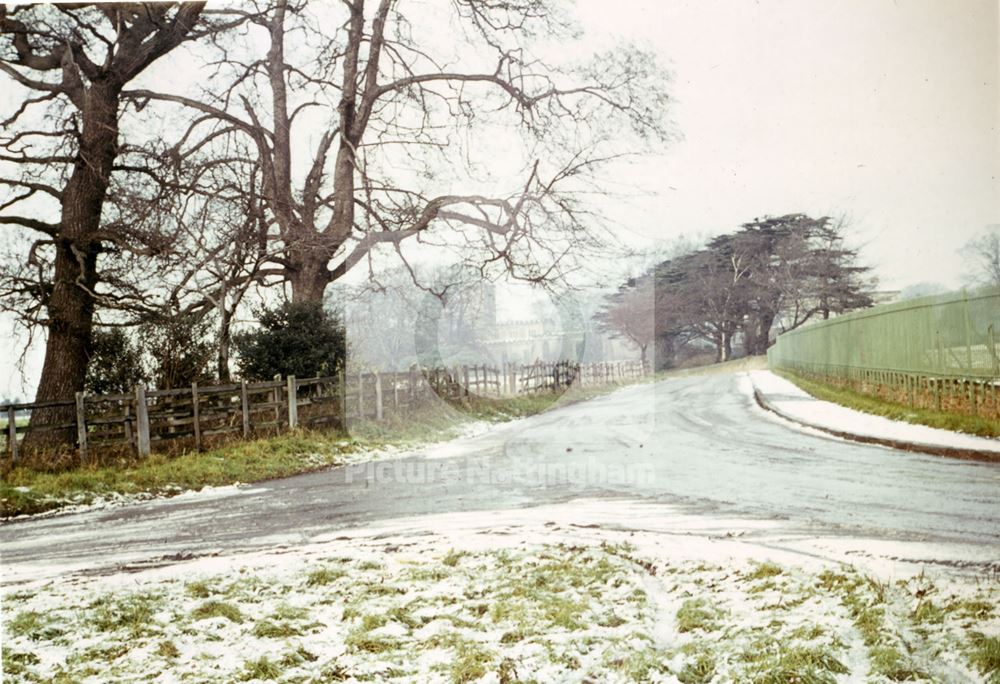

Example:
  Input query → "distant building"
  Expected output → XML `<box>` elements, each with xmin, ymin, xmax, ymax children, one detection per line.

<box><xmin>476</xmin><ymin>318</ymin><xmax>640</xmax><ymax>365</ymax></box>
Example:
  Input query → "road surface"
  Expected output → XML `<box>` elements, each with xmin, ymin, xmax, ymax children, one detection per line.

<box><xmin>2</xmin><ymin>372</ymin><xmax>999</xmax><ymax>582</ymax></box>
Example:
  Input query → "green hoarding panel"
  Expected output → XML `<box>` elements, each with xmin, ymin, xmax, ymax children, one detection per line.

<box><xmin>768</xmin><ymin>288</ymin><xmax>1000</xmax><ymax>380</ymax></box>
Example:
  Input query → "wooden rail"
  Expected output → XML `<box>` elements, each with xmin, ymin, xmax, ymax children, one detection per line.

<box><xmin>1</xmin><ymin>360</ymin><xmax>648</xmax><ymax>464</ymax></box>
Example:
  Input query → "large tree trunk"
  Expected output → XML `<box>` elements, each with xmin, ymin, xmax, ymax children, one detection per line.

<box><xmin>741</xmin><ymin>321</ymin><xmax>755</xmax><ymax>358</ymax></box>
<box><xmin>217</xmin><ymin>305</ymin><xmax>232</xmax><ymax>383</ymax></box>
<box><xmin>25</xmin><ymin>83</ymin><xmax>119</xmax><ymax>448</ymax></box>
<box><xmin>266</xmin><ymin>0</ymin><xmax>342</xmax><ymax>309</ymax></box>
<box><xmin>654</xmin><ymin>334</ymin><xmax>677</xmax><ymax>371</ymax></box>
<box><xmin>743</xmin><ymin>311</ymin><xmax>776</xmax><ymax>356</ymax></box>
<box><xmin>720</xmin><ymin>330</ymin><xmax>733</xmax><ymax>362</ymax></box>
<box><xmin>288</xmin><ymin>260</ymin><xmax>332</xmax><ymax>303</ymax></box>
<box><xmin>757</xmin><ymin>311</ymin><xmax>776</xmax><ymax>352</ymax></box>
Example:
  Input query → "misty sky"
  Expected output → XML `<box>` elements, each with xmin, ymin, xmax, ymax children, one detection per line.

<box><xmin>2</xmin><ymin>0</ymin><xmax>998</xmax><ymax>399</ymax></box>
<box><xmin>575</xmin><ymin>0</ymin><xmax>998</xmax><ymax>289</ymax></box>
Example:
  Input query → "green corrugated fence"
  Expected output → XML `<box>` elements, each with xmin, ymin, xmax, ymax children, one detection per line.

<box><xmin>767</xmin><ymin>287</ymin><xmax>1000</xmax><ymax>417</ymax></box>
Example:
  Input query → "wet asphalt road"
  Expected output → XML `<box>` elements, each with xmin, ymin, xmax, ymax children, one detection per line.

<box><xmin>2</xmin><ymin>372</ymin><xmax>999</xmax><ymax>579</ymax></box>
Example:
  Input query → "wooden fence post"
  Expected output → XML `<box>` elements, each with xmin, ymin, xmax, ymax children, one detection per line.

<box><xmin>339</xmin><ymin>368</ymin><xmax>348</xmax><ymax>425</ymax></box>
<box><xmin>463</xmin><ymin>365</ymin><xmax>470</xmax><ymax>397</ymax></box>
<box><xmin>989</xmin><ymin>324</ymin><xmax>999</xmax><ymax>377</ymax></box>
<box><xmin>357</xmin><ymin>371</ymin><xmax>365</xmax><ymax>419</ymax></box>
<box><xmin>123</xmin><ymin>402</ymin><xmax>133</xmax><ymax>451</ymax></box>
<box><xmin>272</xmin><ymin>374</ymin><xmax>281</xmax><ymax>426</ymax></box>
<box><xmin>287</xmin><ymin>375</ymin><xmax>298</xmax><ymax>429</ymax></box>
<box><xmin>392</xmin><ymin>369</ymin><xmax>400</xmax><ymax>410</ymax></box>
<box><xmin>135</xmin><ymin>385</ymin><xmax>151</xmax><ymax>457</ymax></box>
<box><xmin>75</xmin><ymin>391</ymin><xmax>88</xmax><ymax>463</ymax></box>
<box><xmin>8</xmin><ymin>405</ymin><xmax>18</xmax><ymax>463</ymax></box>
<box><xmin>240</xmin><ymin>380</ymin><xmax>250</xmax><ymax>438</ymax></box>
<box><xmin>191</xmin><ymin>382</ymin><xmax>202</xmax><ymax>451</ymax></box>
<box><xmin>375</xmin><ymin>372</ymin><xmax>384</xmax><ymax>421</ymax></box>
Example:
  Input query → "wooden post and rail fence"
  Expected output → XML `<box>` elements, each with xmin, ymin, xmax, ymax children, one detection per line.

<box><xmin>2</xmin><ymin>359</ymin><xmax>648</xmax><ymax>465</ymax></box>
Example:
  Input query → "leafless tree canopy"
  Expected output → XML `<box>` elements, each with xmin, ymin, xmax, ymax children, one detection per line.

<box><xmin>962</xmin><ymin>226</ymin><xmax>1000</xmax><ymax>289</ymax></box>
<box><xmin>1</xmin><ymin>0</ymin><xmax>670</xmax><ymax>443</ymax></box>
<box><xmin>0</xmin><ymin>3</ymin><xmax>233</xmax><ymax>442</ymax></box>
<box><xmin>596</xmin><ymin>274</ymin><xmax>655</xmax><ymax>363</ymax></box>
<box><xmin>128</xmin><ymin>0</ymin><xmax>671</xmax><ymax>302</ymax></box>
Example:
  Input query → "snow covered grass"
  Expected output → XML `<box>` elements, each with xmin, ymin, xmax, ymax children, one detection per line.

<box><xmin>3</xmin><ymin>536</ymin><xmax>997</xmax><ymax>683</ymax></box>
<box><xmin>774</xmin><ymin>369</ymin><xmax>1000</xmax><ymax>440</ymax></box>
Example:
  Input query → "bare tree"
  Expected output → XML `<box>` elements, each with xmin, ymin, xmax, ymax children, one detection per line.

<box><xmin>597</xmin><ymin>275</ymin><xmax>655</xmax><ymax>364</ymax></box>
<box><xmin>340</xmin><ymin>263</ymin><xmax>494</xmax><ymax>369</ymax></box>
<box><xmin>0</xmin><ymin>3</ymin><xmax>217</xmax><ymax>444</ymax></box>
<box><xmin>961</xmin><ymin>225</ymin><xmax>1000</xmax><ymax>288</ymax></box>
<box><xmin>130</xmin><ymin>0</ymin><xmax>670</xmax><ymax>305</ymax></box>
<box><xmin>156</xmin><ymin>155</ymin><xmax>273</xmax><ymax>382</ymax></box>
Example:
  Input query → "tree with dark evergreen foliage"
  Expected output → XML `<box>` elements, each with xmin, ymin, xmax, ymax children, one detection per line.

<box><xmin>234</xmin><ymin>302</ymin><xmax>346</xmax><ymax>381</ymax></box>
<box><xmin>606</xmin><ymin>214</ymin><xmax>875</xmax><ymax>367</ymax></box>
<box><xmin>84</xmin><ymin>329</ymin><xmax>148</xmax><ymax>395</ymax></box>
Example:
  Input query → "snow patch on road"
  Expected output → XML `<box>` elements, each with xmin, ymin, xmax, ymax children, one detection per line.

<box><xmin>2</xmin><ymin>482</ymin><xmax>267</xmax><ymax>524</ymax></box>
<box><xmin>418</xmin><ymin>419</ymin><xmax>506</xmax><ymax>459</ymax></box>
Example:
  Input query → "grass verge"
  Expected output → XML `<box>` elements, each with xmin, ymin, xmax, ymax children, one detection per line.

<box><xmin>0</xmin><ymin>380</ymin><xmax>635</xmax><ymax>519</ymax></box>
<box><xmin>774</xmin><ymin>370</ymin><xmax>1000</xmax><ymax>439</ymax></box>
<box><xmin>0</xmin><ymin>431</ymin><xmax>362</xmax><ymax>518</ymax></box>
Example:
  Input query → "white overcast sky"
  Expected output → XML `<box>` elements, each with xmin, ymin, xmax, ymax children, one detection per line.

<box><xmin>1</xmin><ymin>0</ymin><xmax>998</xmax><ymax>399</ymax></box>
<box><xmin>574</xmin><ymin>0</ymin><xmax>998</xmax><ymax>289</ymax></box>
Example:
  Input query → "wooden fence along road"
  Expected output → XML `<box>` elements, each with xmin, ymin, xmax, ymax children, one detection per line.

<box><xmin>2</xmin><ymin>360</ymin><xmax>648</xmax><ymax>464</ymax></box>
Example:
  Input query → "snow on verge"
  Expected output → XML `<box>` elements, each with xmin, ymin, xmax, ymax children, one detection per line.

<box><xmin>2</xmin><ymin>501</ymin><xmax>998</xmax><ymax>683</ymax></box>
<box><xmin>746</xmin><ymin>370</ymin><xmax>1000</xmax><ymax>454</ymax></box>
